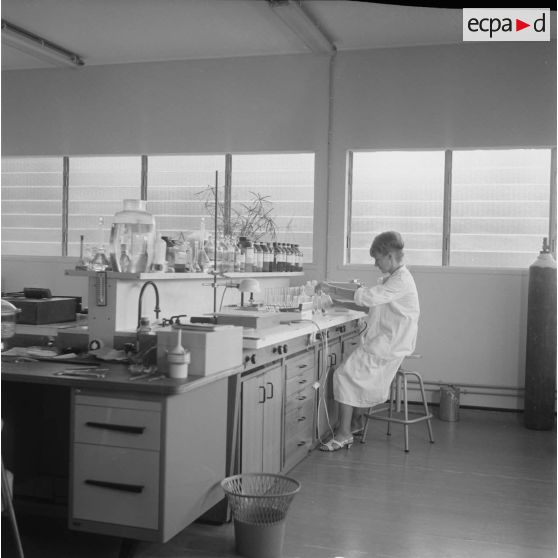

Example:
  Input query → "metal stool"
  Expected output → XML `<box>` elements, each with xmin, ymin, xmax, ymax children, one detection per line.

<box><xmin>2</xmin><ymin>420</ymin><xmax>25</xmax><ymax>558</ymax></box>
<box><xmin>361</xmin><ymin>357</ymin><xmax>434</xmax><ymax>452</ymax></box>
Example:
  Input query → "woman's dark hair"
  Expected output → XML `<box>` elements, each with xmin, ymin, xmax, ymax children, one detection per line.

<box><xmin>370</xmin><ymin>231</ymin><xmax>404</xmax><ymax>259</ymax></box>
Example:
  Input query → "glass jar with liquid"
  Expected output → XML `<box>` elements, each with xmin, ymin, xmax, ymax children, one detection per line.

<box><xmin>109</xmin><ymin>199</ymin><xmax>156</xmax><ymax>273</ymax></box>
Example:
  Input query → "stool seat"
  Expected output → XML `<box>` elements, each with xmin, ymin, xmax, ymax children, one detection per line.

<box><xmin>361</xmin><ymin>362</ymin><xmax>434</xmax><ymax>452</ymax></box>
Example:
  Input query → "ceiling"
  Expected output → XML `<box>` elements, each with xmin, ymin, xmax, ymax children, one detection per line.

<box><xmin>0</xmin><ymin>1</ymin><xmax>555</xmax><ymax>71</ymax></box>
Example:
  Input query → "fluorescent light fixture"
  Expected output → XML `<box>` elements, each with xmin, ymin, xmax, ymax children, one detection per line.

<box><xmin>1</xmin><ymin>19</ymin><xmax>85</xmax><ymax>68</ymax></box>
<box><xmin>268</xmin><ymin>0</ymin><xmax>335</xmax><ymax>54</ymax></box>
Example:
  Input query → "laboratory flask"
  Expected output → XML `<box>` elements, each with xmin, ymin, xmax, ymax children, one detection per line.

<box><xmin>109</xmin><ymin>200</ymin><xmax>157</xmax><ymax>273</ymax></box>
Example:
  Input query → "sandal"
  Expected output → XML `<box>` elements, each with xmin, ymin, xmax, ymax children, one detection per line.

<box><xmin>351</xmin><ymin>428</ymin><xmax>364</xmax><ymax>437</ymax></box>
<box><xmin>319</xmin><ymin>436</ymin><xmax>354</xmax><ymax>452</ymax></box>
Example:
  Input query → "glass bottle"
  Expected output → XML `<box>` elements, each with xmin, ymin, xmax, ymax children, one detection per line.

<box><xmin>234</xmin><ymin>240</ymin><xmax>244</xmax><ymax>272</ymax></box>
<box><xmin>285</xmin><ymin>243</ymin><xmax>294</xmax><ymax>272</ymax></box>
<box><xmin>217</xmin><ymin>234</ymin><xmax>228</xmax><ymax>273</ymax></box>
<box><xmin>272</xmin><ymin>242</ymin><xmax>280</xmax><ymax>272</ymax></box>
<box><xmin>244</xmin><ymin>239</ymin><xmax>254</xmax><ymax>273</ymax></box>
<box><xmin>191</xmin><ymin>240</ymin><xmax>202</xmax><ymax>273</ymax></box>
<box><xmin>90</xmin><ymin>246</ymin><xmax>111</xmax><ymax>271</ymax></box>
<box><xmin>225</xmin><ymin>236</ymin><xmax>236</xmax><ymax>273</ymax></box>
<box><xmin>262</xmin><ymin>242</ymin><xmax>272</xmax><ymax>272</ymax></box>
<box><xmin>91</xmin><ymin>216</ymin><xmax>111</xmax><ymax>271</ymax></box>
<box><xmin>205</xmin><ymin>234</ymin><xmax>215</xmax><ymax>272</ymax></box>
<box><xmin>253</xmin><ymin>242</ymin><xmax>263</xmax><ymax>273</ymax></box>
<box><xmin>119</xmin><ymin>243</ymin><xmax>131</xmax><ymax>273</ymax></box>
<box><xmin>174</xmin><ymin>239</ymin><xmax>187</xmax><ymax>272</ymax></box>
<box><xmin>277</xmin><ymin>243</ymin><xmax>286</xmax><ymax>272</ymax></box>
<box><xmin>198</xmin><ymin>240</ymin><xmax>211</xmax><ymax>273</ymax></box>
<box><xmin>294</xmin><ymin>244</ymin><xmax>302</xmax><ymax>271</ymax></box>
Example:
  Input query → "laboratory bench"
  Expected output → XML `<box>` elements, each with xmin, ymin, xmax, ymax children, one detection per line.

<box><xmin>1</xmin><ymin>308</ymin><xmax>365</xmax><ymax>556</ymax></box>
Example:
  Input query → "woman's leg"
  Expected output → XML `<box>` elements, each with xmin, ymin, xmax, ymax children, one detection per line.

<box><xmin>336</xmin><ymin>402</ymin><xmax>354</xmax><ymax>439</ymax></box>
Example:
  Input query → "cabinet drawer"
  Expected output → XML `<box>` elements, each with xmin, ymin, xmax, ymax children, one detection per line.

<box><xmin>284</xmin><ymin>415</ymin><xmax>313</xmax><ymax>472</ymax></box>
<box><xmin>285</xmin><ymin>384</ymin><xmax>314</xmax><ymax>414</ymax></box>
<box><xmin>285</xmin><ymin>365</ymin><xmax>314</xmax><ymax>399</ymax></box>
<box><xmin>74</xmin><ymin>404</ymin><xmax>161</xmax><ymax>450</ymax></box>
<box><xmin>72</xmin><ymin>443</ymin><xmax>159</xmax><ymax>530</ymax></box>
<box><xmin>285</xmin><ymin>352</ymin><xmax>314</xmax><ymax>380</ymax></box>
<box><xmin>284</xmin><ymin>398</ymin><xmax>314</xmax><ymax>438</ymax></box>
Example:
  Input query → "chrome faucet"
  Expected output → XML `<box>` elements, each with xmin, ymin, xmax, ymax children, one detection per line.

<box><xmin>136</xmin><ymin>281</ymin><xmax>161</xmax><ymax>350</ymax></box>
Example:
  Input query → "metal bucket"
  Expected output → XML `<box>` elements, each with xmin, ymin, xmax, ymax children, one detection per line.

<box><xmin>439</xmin><ymin>385</ymin><xmax>460</xmax><ymax>421</ymax></box>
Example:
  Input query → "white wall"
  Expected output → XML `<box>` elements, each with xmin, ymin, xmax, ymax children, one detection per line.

<box><xmin>2</xmin><ymin>42</ymin><xmax>556</xmax><ymax>409</ymax></box>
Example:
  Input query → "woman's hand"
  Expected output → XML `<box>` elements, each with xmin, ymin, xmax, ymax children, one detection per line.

<box><xmin>315</xmin><ymin>281</ymin><xmax>332</xmax><ymax>295</ymax></box>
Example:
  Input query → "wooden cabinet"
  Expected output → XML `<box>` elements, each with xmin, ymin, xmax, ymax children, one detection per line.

<box><xmin>283</xmin><ymin>349</ymin><xmax>316</xmax><ymax>472</ymax></box>
<box><xmin>70</xmin><ymin>377</ymin><xmax>229</xmax><ymax>543</ymax></box>
<box><xmin>72</xmin><ymin>394</ymin><xmax>161</xmax><ymax>530</ymax></box>
<box><xmin>240</xmin><ymin>363</ymin><xmax>283</xmax><ymax>474</ymax></box>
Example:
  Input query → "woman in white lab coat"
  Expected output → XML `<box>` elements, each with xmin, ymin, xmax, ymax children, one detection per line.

<box><xmin>319</xmin><ymin>231</ymin><xmax>420</xmax><ymax>451</ymax></box>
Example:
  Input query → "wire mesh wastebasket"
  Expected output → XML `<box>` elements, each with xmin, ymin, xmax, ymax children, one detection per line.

<box><xmin>221</xmin><ymin>473</ymin><xmax>301</xmax><ymax>558</ymax></box>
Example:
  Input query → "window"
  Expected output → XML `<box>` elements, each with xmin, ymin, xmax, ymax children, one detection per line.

<box><xmin>349</xmin><ymin>151</ymin><xmax>445</xmax><ymax>266</ymax></box>
<box><xmin>2</xmin><ymin>153</ymin><xmax>315</xmax><ymax>262</ymax></box>
<box><xmin>1</xmin><ymin>157</ymin><xmax>63</xmax><ymax>256</ymax></box>
<box><xmin>451</xmin><ymin>150</ymin><xmax>552</xmax><ymax>267</ymax></box>
<box><xmin>147</xmin><ymin>155</ymin><xmax>226</xmax><ymax>239</ymax></box>
<box><xmin>231</xmin><ymin>153</ymin><xmax>314</xmax><ymax>262</ymax></box>
<box><xmin>68</xmin><ymin>156</ymin><xmax>141</xmax><ymax>257</ymax></box>
<box><xmin>349</xmin><ymin>148</ymin><xmax>555</xmax><ymax>268</ymax></box>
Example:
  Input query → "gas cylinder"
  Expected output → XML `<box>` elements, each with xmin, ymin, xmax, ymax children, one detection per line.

<box><xmin>524</xmin><ymin>238</ymin><xmax>557</xmax><ymax>430</ymax></box>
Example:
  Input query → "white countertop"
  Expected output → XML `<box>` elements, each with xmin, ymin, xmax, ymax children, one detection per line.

<box><xmin>241</xmin><ymin>308</ymin><xmax>365</xmax><ymax>349</ymax></box>
<box><xmin>14</xmin><ymin>308</ymin><xmax>366</xmax><ymax>351</ymax></box>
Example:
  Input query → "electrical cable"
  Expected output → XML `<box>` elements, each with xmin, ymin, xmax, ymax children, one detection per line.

<box><xmin>219</xmin><ymin>286</ymin><xmax>229</xmax><ymax>312</ymax></box>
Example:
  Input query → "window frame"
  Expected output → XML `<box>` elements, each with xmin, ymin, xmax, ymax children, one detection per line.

<box><xmin>346</xmin><ymin>146</ymin><xmax>557</xmax><ymax>268</ymax></box>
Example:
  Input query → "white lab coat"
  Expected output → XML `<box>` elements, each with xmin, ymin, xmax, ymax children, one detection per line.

<box><xmin>333</xmin><ymin>265</ymin><xmax>420</xmax><ymax>408</ymax></box>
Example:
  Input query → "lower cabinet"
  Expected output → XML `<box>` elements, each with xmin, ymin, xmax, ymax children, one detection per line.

<box><xmin>70</xmin><ymin>378</ymin><xmax>229</xmax><ymax>543</ymax></box>
<box><xmin>72</xmin><ymin>395</ymin><xmax>161</xmax><ymax>531</ymax></box>
<box><xmin>283</xmin><ymin>349</ymin><xmax>316</xmax><ymax>472</ymax></box>
<box><xmin>241</xmin><ymin>362</ymin><xmax>283</xmax><ymax>474</ymax></box>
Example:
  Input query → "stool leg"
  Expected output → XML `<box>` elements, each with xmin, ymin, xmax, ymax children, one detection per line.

<box><xmin>402</xmin><ymin>373</ymin><xmax>410</xmax><ymax>452</ymax></box>
<box><xmin>386</xmin><ymin>377</ymin><xmax>396</xmax><ymax>437</ymax></box>
<box><xmin>2</xmin><ymin>460</ymin><xmax>25</xmax><ymax>558</ymax></box>
<box><xmin>417</xmin><ymin>374</ymin><xmax>435</xmax><ymax>444</ymax></box>
<box><xmin>360</xmin><ymin>407</ymin><xmax>371</xmax><ymax>444</ymax></box>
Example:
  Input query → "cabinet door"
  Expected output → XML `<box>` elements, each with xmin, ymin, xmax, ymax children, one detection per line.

<box><xmin>262</xmin><ymin>364</ymin><xmax>283</xmax><ymax>474</ymax></box>
<box><xmin>241</xmin><ymin>363</ymin><xmax>283</xmax><ymax>474</ymax></box>
<box><xmin>241</xmin><ymin>373</ymin><xmax>266</xmax><ymax>473</ymax></box>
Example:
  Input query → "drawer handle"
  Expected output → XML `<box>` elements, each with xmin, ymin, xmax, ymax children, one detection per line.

<box><xmin>85</xmin><ymin>421</ymin><xmax>146</xmax><ymax>435</ymax></box>
<box><xmin>85</xmin><ymin>479</ymin><xmax>144</xmax><ymax>493</ymax></box>
<box><xmin>298</xmin><ymin>379</ymin><xmax>307</xmax><ymax>385</ymax></box>
<box><xmin>266</xmin><ymin>381</ymin><xmax>274</xmax><ymax>400</ymax></box>
<box><xmin>296</xmin><ymin>395</ymin><xmax>307</xmax><ymax>401</ymax></box>
<box><xmin>297</xmin><ymin>364</ymin><xmax>308</xmax><ymax>369</ymax></box>
<box><xmin>297</xmin><ymin>416</ymin><xmax>307</xmax><ymax>422</ymax></box>
<box><xmin>297</xmin><ymin>441</ymin><xmax>307</xmax><ymax>447</ymax></box>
